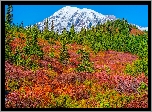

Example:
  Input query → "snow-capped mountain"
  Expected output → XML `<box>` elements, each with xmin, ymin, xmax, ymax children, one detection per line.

<box><xmin>36</xmin><ymin>6</ymin><xmax>148</xmax><ymax>33</ymax></box>
<box><xmin>129</xmin><ymin>23</ymin><xmax>148</xmax><ymax>31</ymax></box>
<box><xmin>135</xmin><ymin>25</ymin><xmax>148</xmax><ymax>31</ymax></box>
<box><xmin>36</xmin><ymin>6</ymin><xmax>116</xmax><ymax>33</ymax></box>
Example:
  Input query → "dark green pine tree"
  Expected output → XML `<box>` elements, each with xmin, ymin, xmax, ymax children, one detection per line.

<box><xmin>69</xmin><ymin>24</ymin><xmax>75</xmax><ymax>41</ymax></box>
<box><xmin>5</xmin><ymin>5</ymin><xmax>13</xmax><ymax>35</ymax></box>
<box><xmin>44</xmin><ymin>18</ymin><xmax>49</xmax><ymax>32</ymax></box>
<box><xmin>60</xmin><ymin>28</ymin><xmax>69</xmax><ymax>65</ymax></box>
<box><xmin>19</xmin><ymin>21</ymin><xmax>24</xmax><ymax>30</ymax></box>
<box><xmin>6</xmin><ymin>5</ymin><xmax>13</xmax><ymax>25</ymax></box>
<box><xmin>61</xmin><ymin>28</ymin><xmax>68</xmax><ymax>43</ymax></box>
<box><xmin>80</xmin><ymin>27</ymin><xmax>86</xmax><ymax>37</ymax></box>
<box><xmin>20</xmin><ymin>21</ymin><xmax>24</xmax><ymax>28</ymax></box>
<box><xmin>54</xmin><ymin>29</ymin><xmax>59</xmax><ymax>40</ymax></box>
<box><xmin>46</xmin><ymin>20</ymin><xmax>55</xmax><ymax>41</ymax></box>
<box><xmin>84</xmin><ymin>26</ymin><xmax>86</xmax><ymax>36</ymax></box>
<box><xmin>51</xmin><ymin>20</ymin><xmax>54</xmax><ymax>31</ymax></box>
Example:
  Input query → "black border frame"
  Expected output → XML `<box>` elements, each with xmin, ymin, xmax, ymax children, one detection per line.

<box><xmin>1</xmin><ymin>1</ymin><xmax>151</xmax><ymax>111</ymax></box>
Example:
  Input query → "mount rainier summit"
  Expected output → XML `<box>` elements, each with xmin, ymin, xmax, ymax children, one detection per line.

<box><xmin>36</xmin><ymin>6</ymin><xmax>148</xmax><ymax>33</ymax></box>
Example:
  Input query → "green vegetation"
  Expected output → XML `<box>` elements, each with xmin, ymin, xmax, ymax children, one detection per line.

<box><xmin>5</xmin><ymin>5</ymin><xmax>148</xmax><ymax>108</ymax></box>
<box><xmin>59</xmin><ymin>42</ymin><xmax>70</xmax><ymax>65</ymax></box>
<box><xmin>76</xmin><ymin>49</ymin><xmax>94</xmax><ymax>73</ymax></box>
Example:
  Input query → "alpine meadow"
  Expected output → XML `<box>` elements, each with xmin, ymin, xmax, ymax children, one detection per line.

<box><xmin>5</xmin><ymin>5</ymin><xmax>148</xmax><ymax>108</ymax></box>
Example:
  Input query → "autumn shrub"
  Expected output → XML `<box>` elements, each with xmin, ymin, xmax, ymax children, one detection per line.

<box><xmin>7</xmin><ymin>78</ymin><xmax>20</xmax><ymax>91</ymax></box>
<box><xmin>5</xmin><ymin>90</ymin><xmax>49</xmax><ymax>108</ymax></box>
<box><xmin>95</xmin><ymin>90</ymin><xmax>135</xmax><ymax>108</ymax></box>
<box><xmin>125</xmin><ymin>59</ymin><xmax>148</xmax><ymax>77</ymax></box>
<box><xmin>5</xmin><ymin>42</ymin><xmax>14</xmax><ymax>61</ymax></box>
<box><xmin>47</xmin><ymin>93</ymin><xmax>79</xmax><ymax>108</ymax></box>
<box><xmin>137</xmin><ymin>82</ymin><xmax>148</xmax><ymax>93</ymax></box>
<box><xmin>51</xmin><ymin>94</ymin><xmax>71</xmax><ymax>108</ymax></box>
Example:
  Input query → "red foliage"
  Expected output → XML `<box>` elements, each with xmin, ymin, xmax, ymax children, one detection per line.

<box><xmin>93</xmin><ymin>70</ymin><xmax>148</xmax><ymax>94</ymax></box>
<box><xmin>69</xmin><ymin>84</ymin><xmax>90</xmax><ymax>100</ymax></box>
<box><xmin>39</xmin><ymin>57</ymin><xmax>63</xmax><ymax>74</ymax></box>
<box><xmin>5</xmin><ymin>38</ymin><xmax>148</xmax><ymax>108</ymax></box>
<box><xmin>56</xmin><ymin>72</ymin><xmax>92</xmax><ymax>85</ymax></box>
<box><xmin>9</xmin><ymin>37</ymin><xmax>26</xmax><ymax>54</ymax></box>
<box><xmin>91</xmin><ymin>50</ymin><xmax>138</xmax><ymax>75</ymax></box>
<box><xmin>123</xmin><ymin>93</ymin><xmax>148</xmax><ymax>108</ymax></box>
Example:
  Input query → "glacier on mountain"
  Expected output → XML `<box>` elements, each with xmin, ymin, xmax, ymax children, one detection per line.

<box><xmin>36</xmin><ymin>6</ymin><xmax>148</xmax><ymax>33</ymax></box>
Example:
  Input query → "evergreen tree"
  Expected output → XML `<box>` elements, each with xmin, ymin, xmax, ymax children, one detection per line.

<box><xmin>21</xmin><ymin>21</ymin><xmax>24</xmax><ymax>27</ymax></box>
<box><xmin>51</xmin><ymin>20</ymin><xmax>54</xmax><ymax>31</ymax></box>
<box><xmin>69</xmin><ymin>24</ymin><xmax>75</xmax><ymax>41</ymax></box>
<box><xmin>5</xmin><ymin>5</ymin><xmax>13</xmax><ymax>35</ymax></box>
<box><xmin>6</xmin><ymin>5</ymin><xmax>13</xmax><ymax>25</ymax></box>
<box><xmin>44</xmin><ymin>18</ymin><xmax>49</xmax><ymax>31</ymax></box>
<box><xmin>89</xmin><ymin>22</ymin><xmax>92</xmax><ymax>28</ymax></box>
<box><xmin>80</xmin><ymin>27</ymin><xmax>86</xmax><ymax>37</ymax></box>
<box><xmin>54</xmin><ymin>30</ymin><xmax>59</xmax><ymax>40</ymax></box>
<box><xmin>60</xmin><ymin>28</ymin><xmax>68</xmax><ymax>44</ymax></box>
<box><xmin>60</xmin><ymin>42</ymin><xmax>70</xmax><ymax>65</ymax></box>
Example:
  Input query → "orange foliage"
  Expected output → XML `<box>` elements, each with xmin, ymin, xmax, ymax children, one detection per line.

<box><xmin>130</xmin><ymin>28</ymin><xmax>144</xmax><ymax>36</ymax></box>
<box><xmin>10</xmin><ymin>37</ymin><xmax>26</xmax><ymax>54</ymax></box>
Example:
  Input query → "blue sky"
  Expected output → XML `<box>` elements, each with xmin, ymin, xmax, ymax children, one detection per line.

<box><xmin>5</xmin><ymin>5</ymin><xmax>148</xmax><ymax>27</ymax></box>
